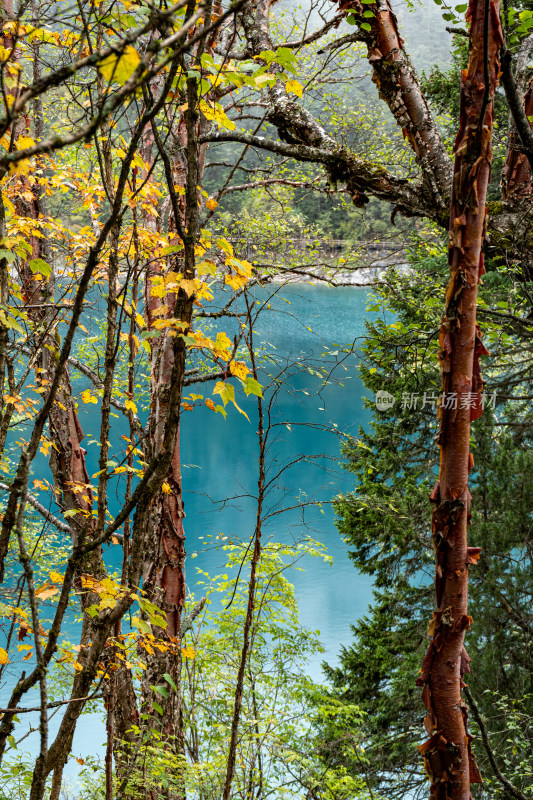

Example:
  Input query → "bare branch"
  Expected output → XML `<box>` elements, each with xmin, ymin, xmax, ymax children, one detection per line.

<box><xmin>0</xmin><ymin>482</ymin><xmax>71</xmax><ymax>533</ymax></box>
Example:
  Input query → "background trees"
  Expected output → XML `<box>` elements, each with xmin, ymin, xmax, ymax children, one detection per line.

<box><xmin>328</xmin><ymin>255</ymin><xmax>533</xmax><ymax>799</ymax></box>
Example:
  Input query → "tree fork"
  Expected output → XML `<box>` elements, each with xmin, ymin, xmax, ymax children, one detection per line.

<box><xmin>416</xmin><ymin>2</ymin><xmax>503</xmax><ymax>799</ymax></box>
<box><xmin>338</xmin><ymin>0</ymin><xmax>452</xmax><ymax>207</ymax></box>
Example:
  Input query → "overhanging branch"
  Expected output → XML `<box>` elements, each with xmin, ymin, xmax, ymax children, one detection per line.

<box><xmin>201</xmin><ymin>130</ymin><xmax>432</xmax><ymax>218</ymax></box>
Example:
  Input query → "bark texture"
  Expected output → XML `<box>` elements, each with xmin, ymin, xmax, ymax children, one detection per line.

<box><xmin>416</xmin><ymin>2</ymin><xmax>503</xmax><ymax>799</ymax></box>
<box><xmin>138</xmin><ymin>11</ymin><xmax>220</xmax><ymax>771</ymax></box>
<box><xmin>502</xmin><ymin>80</ymin><xmax>533</xmax><ymax>202</ymax></box>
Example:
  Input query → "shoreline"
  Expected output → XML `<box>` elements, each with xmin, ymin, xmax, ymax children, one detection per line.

<box><xmin>269</xmin><ymin>262</ymin><xmax>410</xmax><ymax>286</ymax></box>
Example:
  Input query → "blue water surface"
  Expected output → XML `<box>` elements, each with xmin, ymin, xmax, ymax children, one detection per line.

<box><xmin>178</xmin><ymin>283</ymin><xmax>375</xmax><ymax>676</ymax></box>
<box><xmin>1</xmin><ymin>283</ymin><xmax>378</xmax><ymax>775</ymax></box>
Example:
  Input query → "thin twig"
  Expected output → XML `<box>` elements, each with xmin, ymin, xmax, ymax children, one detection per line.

<box><xmin>464</xmin><ymin>686</ymin><xmax>531</xmax><ymax>800</ymax></box>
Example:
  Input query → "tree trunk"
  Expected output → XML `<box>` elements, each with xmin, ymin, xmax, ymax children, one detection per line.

<box><xmin>502</xmin><ymin>81</ymin><xmax>533</xmax><ymax>202</ymax></box>
<box><xmin>416</xmin><ymin>2</ymin><xmax>503</xmax><ymax>799</ymax></box>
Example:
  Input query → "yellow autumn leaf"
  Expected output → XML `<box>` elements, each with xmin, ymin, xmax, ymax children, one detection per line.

<box><xmin>213</xmin><ymin>380</ymin><xmax>234</xmax><ymax>406</ymax></box>
<box><xmin>101</xmin><ymin>577</ymin><xmax>119</xmax><ymax>595</ymax></box>
<box><xmin>49</xmin><ymin>571</ymin><xmax>62</xmax><ymax>583</ymax></box>
<box><xmin>162</xmin><ymin>482</ymin><xmax>172</xmax><ymax>494</ymax></box>
<box><xmin>35</xmin><ymin>584</ymin><xmax>59</xmax><ymax>601</ymax></box>
<box><xmin>217</xmin><ymin>237</ymin><xmax>234</xmax><ymax>257</ymax></box>
<box><xmin>2</xmin><ymin>195</ymin><xmax>14</xmax><ymax>216</ymax></box>
<box><xmin>229</xmin><ymin>360</ymin><xmax>250</xmax><ymax>381</ymax></box>
<box><xmin>99</xmin><ymin>45</ymin><xmax>140</xmax><ymax>85</ymax></box>
<box><xmin>40</xmin><ymin>440</ymin><xmax>52</xmax><ymax>456</ymax></box>
<box><xmin>124</xmin><ymin>398</ymin><xmax>137</xmax><ymax>414</ymax></box>
<box><xmin>0</xmin><ymin>647</ymin><xmax>9</xmax><ymax>665</ymax></box>
<box><xmin>206</xmin><ymin>197</ymin><xmax>218</xmax><ymax>211</ymax></box>
<box><xmin>213</xmin><ymin>331</ymin><xmax>231</xmax><ymax>358</ymax></box>
<box><xmin>151</xmin><ymin>304</ymin><xmax>169</xmax><ymax>318</ymax></box>
<box><xmin>15</xmin><ymin>135</ymin><xmax>35</xmax><ymax>150</ymax></box>
<box><xmin>150</xmin><ymin>284</ymin><xmax>167</xmax><ymax>298</ymax></box>
<box><xmin>181</xmin><ymin>645</ymin><xmax>196</xmax><ymax>659</ymax></box>
<box><xmin>205</xmin><ymin>398</ymin><xmax>216</xmax><ymax>411</ymax></box>
<box><xmin>164</xmin><ymin>274</ymin><xmax>184</xmax><ymax>291</ymax></box>
<box><xmin>180</xmin><ymin>279</ymin><xmax>197</xmax><ymax>298</ymax></box>
<box><xmin>225</xmin><ymin>273</ymin><xmax>246</xmax><ymax>291</ymax></box>
<box><xmin>81</xmin><ymin>389</ymin><xmax>98</xmax><ymax>404</ymax></box>
<box><xmin>197</xmin><ymin>260</ymin><xmax>216</xmax><ymax>277</ymax></box>
<box><xmin>286</xmin><ymin>79</ymin><xmax>303</xmax><ymax>98</ymax></box>
<box><xmin>232</xmin><ymin>257</ymin><xmax>253</xmax><ymax>277</ymax></box>
<box><xmin>199</xmin><ymin>100</ymin><xmax>236</xmax><ymax>131</ymax></box>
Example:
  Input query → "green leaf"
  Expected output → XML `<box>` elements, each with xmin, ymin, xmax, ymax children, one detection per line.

<box><xmin>162</xmin><ymin>673</ymin><xmax>178</xmax><ymax>692</ymax></box>
<box><xmin>244</xmin><ymin>376</ymin><xmax>263</xmax><ymax>397</ymax></box>
<box><xmin>161</xmin><ymin>245</ymin><xmax>183</xmax><ymax>255</ymax></box>
<box><xmin>28</xmin><ymin>258</ymin><xmax>51</xmax><ymax>278</ymax></box>
<box><xmin>275</xmin><ymin>47</ymin><xmax>297</xmax><ymax>73</ymax></box>
<box><xmin>213</xmin><ymin>380</ymin><xmax>235</xmax><ymax>407</ymax></box>
<box><xmin>139</xmin><ymin>598</ymin><xmax>167</xmax><ymax>629</ymax></box>
<box><xmin>131</xmin><ymin>616</ymin><xmax>151</xmax><ymax>634</ymax></box>
<box><xmin>0</xmin><ymin>249</ymin><xmax>16</xmax><ymax>264</ymax></box>
<box><xmin>152</xmin><ymin>702</ymin><xmax>163</xmax><ymax>716</ymax></box>
<box><xmin>213</xmin><ymin>381</ymin><xmax>249</xmax><ymax>420</ymax></box>
<box><xmin>360</xmin><ymin>22</ymin><xmax>372</xmax><ymax>30</ymax></box>
<box><xmin>258</xmin><ymin>49</ymin><xmax>276</xmax><ymax>63</ymax></box>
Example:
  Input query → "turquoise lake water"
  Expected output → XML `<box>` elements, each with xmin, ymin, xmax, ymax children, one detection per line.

<box><xmin>178</xmin><ymin>283</ymin><xmax>375</xmax><ymax>676</ymax></box>
<box><xmin>1</xmin><ymin>283</ymin><xmax>377</xmax><ymax>770</ymax></box>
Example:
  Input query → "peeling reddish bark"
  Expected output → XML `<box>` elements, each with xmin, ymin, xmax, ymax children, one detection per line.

<box><xmin>502</xmin><ymin>81</ymin><xmax>533</xmax><ymax>202</ymax></box>
<box><xmin>5</xmin><ymin>12</ymin><xmax>95</xmax><ymax>527</ymax></box>
<box><xmin>337</xmin><ymin>0</ymin><xmax>452</xmax><ymax>206</ymax></box>
<box><xmin>140</xmin><ymin>7</ymin><xmax>222</xmax><ymax>705</ymax></box>
<box><xmin>11</xmin><ymin>114</ymin><xmax>94</xmax><ymax>527</ymax></box>
<box><xmin>141</xmin><ymin>132</ymin><xmax>189</xmax><ymax>647</ymax></box>
<box><xmin>416</xmin><ymin>2</ymin><xmax>503</xmax><ymax>799</ymax></box>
